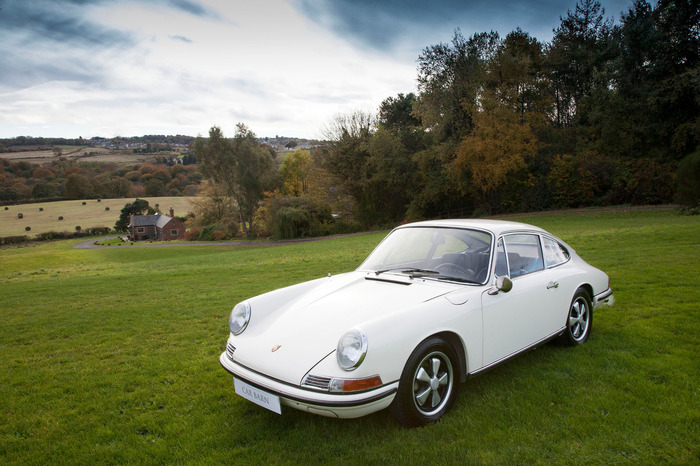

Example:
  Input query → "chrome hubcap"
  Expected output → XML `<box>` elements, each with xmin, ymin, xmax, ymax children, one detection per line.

<box><xmin>412</xmin><ymin>351</ymin><xmax>453</xmax><ymax>415</ymax></box>
<box><xmin>569</xmin><ymin>298</ymin><xmax>589</xmax><ymax>340</ymax></box>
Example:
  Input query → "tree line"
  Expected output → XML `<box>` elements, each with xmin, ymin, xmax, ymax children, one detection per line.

<box><xmin>321</xmin><ymin>0</ymin><xmax>699</xmax><ymax>224</ymax></box>
<box><xmin>0</xmin><ymin>158</ymin><xmax>202</xmax><ymax>202</ymax></box>
<box><xmin>191</xmin><ymin>0</ymin><xmax>698</xmax><ymax>239</ymax></box>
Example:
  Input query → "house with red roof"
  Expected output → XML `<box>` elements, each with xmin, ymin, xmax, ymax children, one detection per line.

<box><xmin>128</xmin><ymin>208</ymin><xmax>185</xmax><ymax>241</ymax></box>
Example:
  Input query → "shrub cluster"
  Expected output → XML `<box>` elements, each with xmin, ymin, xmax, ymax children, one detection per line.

<box><xmin>0</xmin><ymin>226</ymin><xmax>113</xmax><ymax>245</ymax></box>
<box><xmin>0</xmin><ymin>235</ymin><xmax>29</xmax><ymax>246</ymax></box>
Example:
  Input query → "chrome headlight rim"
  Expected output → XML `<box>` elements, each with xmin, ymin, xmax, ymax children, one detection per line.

<box><xmin>229</xmin><ymin>301</ymin><xmax>251</xmax><ymax>335</ymax></box>
<box><xmin>336</xmin><ymin>329</ymin><xmax>368</xmax><ymax>371</ymax></box>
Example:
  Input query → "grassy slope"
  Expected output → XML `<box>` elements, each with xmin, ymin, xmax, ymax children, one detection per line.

<box><xmin>1</xmin><ymin>210</ymin><xmax>697</xmax><ymax>463</ymax></box>
<box><xmin>0</xmin><ymin>197</ymin><xmax>195</xmax><ymax>237</ymax></box>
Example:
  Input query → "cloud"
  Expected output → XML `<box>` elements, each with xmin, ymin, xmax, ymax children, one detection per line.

<box><xmin>167</xmin><ymin>0</ymin><xmax>219</xmax><ymax>18</ymax></box>
<box><xmin>294</xmin><ymin>0</ymin><xmax>632</xmax><ymax>51</ymax></box>
<box><xmin>0</xmin><ymin>0</ymin><xmax>133</xmax><ymax>48</ymax></box>
<box><xmin>1</xmin><ymin>0</ymin><xmax>632</xmax><ymax>140</ymax></box>
<box><xmin>170</xmin><ymin>35</ymin><xmax>193</xmax><ymax>43</ymax></box>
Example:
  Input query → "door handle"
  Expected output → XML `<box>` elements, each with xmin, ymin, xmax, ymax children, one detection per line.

<box><xmin>547</xmin><ymin>281</ymin><xmax>559</xmax><ymax>289</ymax></box>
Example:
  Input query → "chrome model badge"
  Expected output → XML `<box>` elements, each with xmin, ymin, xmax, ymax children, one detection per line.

<box><xmin>271</xmin><ymin>344</ymin><xmax>282</xmax><ymax>352</ymax></box>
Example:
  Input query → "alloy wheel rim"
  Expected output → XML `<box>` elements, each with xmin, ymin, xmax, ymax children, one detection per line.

<box><xmin>412</xmin><ymin>350</ymin><xmax>453</xmax><ymax>415</ymax></box>
<box><xmin>569</xmin><ymin>297</ymin><xmax>589</xmax><ymax>341</ymax></box>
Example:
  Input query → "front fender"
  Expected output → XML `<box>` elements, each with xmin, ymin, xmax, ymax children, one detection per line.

<box><xmin>309</xmin><ymin>289</ymin><xmax>483</xmax><ymax>384</ymax></box>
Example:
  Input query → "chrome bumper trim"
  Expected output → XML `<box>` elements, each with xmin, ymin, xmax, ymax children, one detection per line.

<box><xmin>219</xmin><ymin>352</ymin><xmax>398</xmax><ymax>411</ymax></box>
<box><xmin>593</xmin><ymin>288</ymin><xmax>615</xmax><ymax>308</ymax></box>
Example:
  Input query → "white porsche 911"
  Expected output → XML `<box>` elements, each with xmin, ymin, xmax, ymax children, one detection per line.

<box><xmin>219</xmin><ymin>219</ymin><xmax>614</xmax><ymax>427</ymax></box>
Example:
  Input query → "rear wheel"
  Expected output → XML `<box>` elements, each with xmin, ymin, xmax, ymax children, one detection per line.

<box><xmin>561</xmin><ymin>287</ymin><xmax>592</xmax><ymax>346</ymax></box>
<box><xmin>390</xmin><ymin>337</ymin><xmax>458</xmax><ymax>427</ymax></box>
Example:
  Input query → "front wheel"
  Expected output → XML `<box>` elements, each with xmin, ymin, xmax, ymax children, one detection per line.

<box><xmin>390</xmin><ymin>337</ymin><xmax>458</xmax><ymax>427</ymax></box>
<box><xmin>561</xmin><ymin>287</ymin><xmax>592</xmax><ymax>346</ymax></box>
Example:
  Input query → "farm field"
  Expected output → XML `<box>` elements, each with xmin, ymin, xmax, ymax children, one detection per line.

<box><xmin>1</xmin><ymin>147</ymin><xmax>173</xmax><ymax>166</ymax></box>
<box><xmin>1</xmin><ymin>210</ymin><xmax>698</xmax><ymax>463</ymax></box>
<box><xmin>1</xmin><ymin>197</ymin><xmax>195</xmax><ymax>237</ymax></box>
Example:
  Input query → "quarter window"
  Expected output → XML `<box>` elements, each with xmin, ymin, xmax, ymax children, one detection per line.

<box><xmin>504</xmin><ymin>234</ymin><xmax>544</xmax><ymax>278</ymax></box>
<box><xmin>494</xmin><ymin>238</ymin><xmax>508</xmax><ymax>277</ymax></box>
<box><xmin>543</xmin><ymin>237</ymin><xmax>570</xmax><ymax>267</ymax></box>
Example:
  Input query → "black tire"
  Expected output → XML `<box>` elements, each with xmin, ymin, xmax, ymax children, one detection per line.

<box><xmin>561</xmin><ymin>287</ymin><xmax>592</xmax><ymax>346</ymax></box>
<box><xmin>390</xmin><ymin>337</ymin><xmax>459</xmax><ymax>427</ymax></box>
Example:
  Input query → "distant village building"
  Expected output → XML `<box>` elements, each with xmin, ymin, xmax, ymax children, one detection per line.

<box><xmin>128</xmin><ymin>207</ymin><xmax>185</xmax><ymax>241</ymax></box>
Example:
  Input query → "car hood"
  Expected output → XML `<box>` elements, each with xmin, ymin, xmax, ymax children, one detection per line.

<box><xmin>230</xmin><ymin>272</ymin><xmax>461</xmax><ymax>385</ymax></box>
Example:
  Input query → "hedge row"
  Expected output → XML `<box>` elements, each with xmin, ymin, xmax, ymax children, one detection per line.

<box><xmin>0</xmin><ymin>227</ymin><xmax>112</xmax><ymax>245</ymax></box>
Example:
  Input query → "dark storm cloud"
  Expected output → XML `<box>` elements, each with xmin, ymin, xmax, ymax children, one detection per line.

<box><xmin>0</xmin><ymin>0</ymin><xmax>216</xmax><ymax>46</ymax></box>
<box><xmin>294</xmin><ymin>0</ymin><xmax>632</xmax><ymax>50</ymax></box>
<box><xmin>0</xmin><ymin>0</ymin><xmax>216</xmax><ymax>90</ymax></box>
<box><xmin>0</xmin><ymin>0</ymin><xmax>133</xmax><ymax>48</ymax></box>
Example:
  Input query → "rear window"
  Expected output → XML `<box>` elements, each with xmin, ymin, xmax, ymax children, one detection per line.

<box><xmin>543</xmin><ymin>237</ymin><xmax>570</xmax><ymax>267</ymax></box>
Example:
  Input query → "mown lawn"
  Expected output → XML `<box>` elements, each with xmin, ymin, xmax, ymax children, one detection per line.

<box><xmin>1</xmin><ymin>209</ymin><xmax>697</xmax><ymax>463</ymax></box>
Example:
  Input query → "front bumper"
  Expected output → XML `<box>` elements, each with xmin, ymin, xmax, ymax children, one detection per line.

<box><xmin>593</xmin><ymin>288</ymin><xmax>615</xmax><ymax>309</ymax></box>
<box><xmin>219</xmin><ymin>352</ymin><xmax>398</xmax><ymax>419</ymax></box>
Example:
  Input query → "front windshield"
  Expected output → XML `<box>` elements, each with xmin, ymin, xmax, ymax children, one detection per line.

<box><xmin>358</xmin><ymin>227</ymin><xmax>493</xmax><ymax>284</ymax></box>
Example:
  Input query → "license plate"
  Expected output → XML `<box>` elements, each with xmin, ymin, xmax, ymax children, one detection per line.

<box><xmin>233</xmin><ymin>378</ymin><xmax>282</xmax><ymax>414</ymax></box>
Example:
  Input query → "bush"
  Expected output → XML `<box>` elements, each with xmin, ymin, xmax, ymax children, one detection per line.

<box><xmin>58</xmin><ymin>216</ymin><xmax>63</xmax><ymax>221</ymax></box>
<box><xmin>35</xmin><ymin>231</ymin><xmax>71</xmax><ymax>241</ymax></box>
<box><xmin>17</xmin><ymin>213</ymin><xmax>23</xmax><ymax>219</ymax></box>
<box><xmin>25</xmin><ymin>226</ymin><xmax>31</xmax><ymax>231</ymax></box>
<box><xmin>185</xmin><ymin>227</ymin><xmax>202</xmax><ymax>241</ymax></box>
<box><xmin>199</xmin><ymin>224</ymin><xmax>230</xmax><ymax>241</ymax></box>
<box><xmin>676</xmin><ymin>148</ymin><xmax>700</xmax><ymax>207</ymax></box>
<box><xmin>82</xmin><ymin>201</ymin><xmax>86</xmax><ymax>205</ymax></box>
<box><xmin>213</xmin><ymin>230</ymin><xmax>229</xmax><ymax>241</ymax></box>
<box><xmin>0</xmin><ymin>235</ymin><xmax>29</xmax><ymax>246</ymax></box>
<box><xmin>267</xmin><ymin>196</ymin><xmax>334</xmax><ymax>239</ymax></box>
<box><xmin>39</xmin><ymin>207</ymin><xmax>43</xmax><ymax>211</ymax></box>
<box><xmin>87</xmin><ymin>227</ymin><xmax>111</xmax><ymax>235</ymax></box>
<box><xmin>274</xmin><ymin>207</ymin><xmax>312</xmax><ymax>239</ymax></box>
<box><xmin>105</xmin><ymin>206</ymin><xmax>110</xmax><ymax>211</ymax></box>
<box><xmin>75</xmin><ymin>226</ymin><xmax>81</xmax><ymax>232</ymax></box>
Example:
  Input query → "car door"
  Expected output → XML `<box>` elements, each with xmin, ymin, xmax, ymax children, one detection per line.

<box><xmin>481</xmin><ymin>234</ymin><xmax>564</xmax><ymax>367</ymax></box>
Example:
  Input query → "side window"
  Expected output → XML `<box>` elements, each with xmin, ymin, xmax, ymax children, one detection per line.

<box><xmin>543</xmin><ymin>237</ymin><xmax>570</xmax><ymax>268</ymax></box>
<box><xmin>504</xmin><ymin>234</ymin><xmax>544</xmax><ymax>278</ymax></box>
<box><xmin>494</xmin><ymin>237</ymin><xmax>508</xmax><ymax>277</ymax></box>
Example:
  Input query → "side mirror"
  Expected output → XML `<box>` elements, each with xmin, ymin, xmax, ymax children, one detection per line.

<box><xmin>488</xmin><ymin>276</ymin><xmax>513</xmax><ymax>295</ymax></box>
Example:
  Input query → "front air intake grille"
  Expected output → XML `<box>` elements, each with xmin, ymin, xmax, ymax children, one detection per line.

<box><xmin>302</xmin><ymin>374</ymin><xmax>332</xmax><ymax>391</ymax></box>
<box><xmin>226</xmin><ymin>342</ymin><xmax>236</xmax><ymax>360</ymax></box>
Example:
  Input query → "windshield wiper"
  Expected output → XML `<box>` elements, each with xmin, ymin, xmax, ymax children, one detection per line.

<box><xmin>434</xmin><ymin>275</ymin><xmax>481</xmax><ymax>284</ymax></box>
<box><xmin>375</xmin><ymin>268</ymin><xmax>439</xmax><ymax>277</ymax></box>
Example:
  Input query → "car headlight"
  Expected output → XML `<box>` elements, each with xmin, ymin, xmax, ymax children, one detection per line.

<box><xmin>229</xmin><ymin>301</ymin><xmax>251</xmax><ymax>335</ymax></box>
<box><xmin>337</xmin><ymin>329</ymin><xmax>368</xmax><ymax>371</ymax></box>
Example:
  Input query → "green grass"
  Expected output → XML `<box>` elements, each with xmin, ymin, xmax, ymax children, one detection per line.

<box><xmin>1</xmin><ymin>210</ymin><xmax>698</xmax><ymax>463</ymax></box>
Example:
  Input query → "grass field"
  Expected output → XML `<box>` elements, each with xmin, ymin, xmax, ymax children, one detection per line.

<box><xmin>1</xmin><ymin>209</ymin><xmax>698</xmax><ymax>463</ymax></box>
<box><xmin>1</xmin><ymin>147</ymin><xmax>168</xmax><ymax>166</ymax></box>
<box><xmin>1</xmin><ymin>197</ymin><xmax>195</xmax><ymax>237</ymax></box>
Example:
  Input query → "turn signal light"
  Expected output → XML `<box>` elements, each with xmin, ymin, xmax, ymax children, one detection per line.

<box><xmin>330</xmin><ymin>375</ymin><xmax>383</xmax><ymax>392</ymax></box>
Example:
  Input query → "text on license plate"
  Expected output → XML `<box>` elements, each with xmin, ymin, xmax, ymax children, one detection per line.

<box><xmin>233</xmin><ymin>378</ymin><xmax>282</xmax><ymax>414</ymax></box>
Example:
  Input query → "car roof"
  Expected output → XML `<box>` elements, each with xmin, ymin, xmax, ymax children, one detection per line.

<box><xmin>397</xmin><ymin>218</ymin><xmax>547</xmax><ymax>236</ymax></box>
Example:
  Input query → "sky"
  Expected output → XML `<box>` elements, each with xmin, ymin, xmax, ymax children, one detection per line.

<box><xmin>0</xmin><ymin>0</ymin><xmax>633</xmax><ymax>140</ymax></box>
